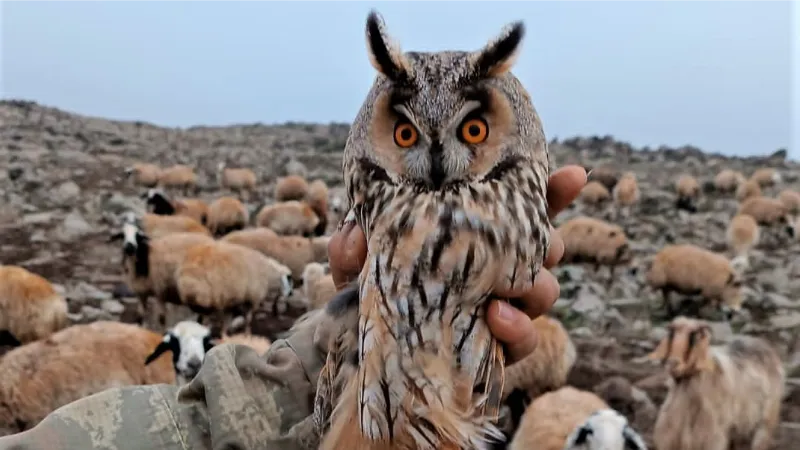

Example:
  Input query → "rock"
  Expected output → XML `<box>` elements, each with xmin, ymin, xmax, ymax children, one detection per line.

<box><xmin>571</xmin><ymin>288</ymin><xmax>606</xmax><ymax>321</ymax></box>
<box><xmin>770</xmin><ymin>312</ymin><xmax>800</xmax><ymax>330</ymax></box>
<box><xmin>100</xmin><ymin>299</ymin><xmax>125</xmax><ymax>315</ymax></box>
<box><xmin>54</xmin><ymin>180</ymin><xmax>81</xmax><ymax>203</ymax></box>
<box><xmin>68</xmin><ymin>281</ymin><xmax>112</xmax><ymax>307</ymax></box>
<box><xmin>57</xmin><ymin>211</ymin><xmax>93</xmax><ymax>240</ymax></box>
<box><xmin>79</xmin><ymin>305</ymin><xmax>113</xmax><ymax>323</ymax></box>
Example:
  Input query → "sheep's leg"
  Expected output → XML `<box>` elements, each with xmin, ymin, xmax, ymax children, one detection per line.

<box><xmin>138</xmin><ymin>295</ymin><xmax>149</xmax><ymax>328</ymax></box>
<box><xmin>661</xmin><ymin>289</ymin><xmax>674</xmax><ymax>318</ymax></box>
<box><xmin>605</xmin><ymin>265</ymin><xmax>615</xmax><ymax>288</ymax></box>
<box><xmin>215</xmin><ymin>310</ymin><xmax>228</xmax><ymax>338</ymax></box>
<box><xmin>244</xmin><ymin>304</ymin><xmax>255</xmax><ymax>335</ymax></box>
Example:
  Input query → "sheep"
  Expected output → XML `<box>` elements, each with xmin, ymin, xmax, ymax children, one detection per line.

<box><xmin>645</xmin><ymin>244</ymin><xmax>748</xmax><ymax>319</ymax></box>
<box><xmin>110</xmin><ymin>223</ymin><xmax>215</xmax><ymax>329</ymax></box>
<box><xmin>612</xmin><ymin>171</ymin><xmax>640</xmax><ymax>218</ymax></box>
<box><xmin>255</xmin><ymin>200</ymin><xmax>320</xmax><ymax>237</ymax></box>
<box><xmin>586</xmin><ymin>165</ymin><xmax>619</xmax><ymax>191</ymax></box>
<box><xmin>0</xmin><ymin>265</ymin><xmax>68</xmax><ymax>347</ymax></box>
<box><xmin>217</xmin><ymin>161</ymin><xmax>257</xmax><ymax>200</ymax></box>
<box><xmin>307</xmin><ymin>178</ymin><xmax>330</xmax><ymax>236</ymax></box>
<box><xmin>750</xmin><ymin>167</ymin><xmax>781</xmax><ymax>188</ymax></box>
<box><xmin>124</xmin><ymin>163</ymin><xmax>161</xmax><ymax>188</ymax></box>
<box><xmin>735</xmin><ymin>178</ymin><xmax>762</xmax><ymax>202</ymax></box>
<box><xmin>579</xmin><ymin>181</ymin><xmax>611</xmax><ymax>206</ymax></box>
<box><xmin>557</xmin><ymin>216</ymin><xmax>632</xmax><ymax>285</ymax></box>
<box><xmin>120</xmin><ymin>211</ymin><xmax>211</xmax><ymax>240</ymax></box>
<box><xmin>777</xmin><ymin>189</ymin><xmax>800</xmax><ymax>216</ymax></box>
<box><xmin>302</xmin><ymin>262</ymin><xmax>337</xmax><ymax>310</ymax></box>
<box><xmin>713</xmin><ymin>169</ymin><xmax>745</xmax><ymax>194</ymax></box>
<box><xmin>675</xmin><ymin>174</ymin><xmax>700</xmax><ymax>213</ymax></box>
<box><xmin>158</xmin><ymin>164</ymin><xmax>197</xmax><ymax>195</ymax></box>
<box><xmin>143</xmin><ymin>188</ymin><xmax>209</xmax><ymax>225</ymax></box>
<box><xmin>508</xmin><ymin>386</ymin><xmax>647</xmax><ymax>450</ymax></box>
<box><xmin>0</xmin><ymin>321</ymin><xmax>175</xmax><ymax>436</ymax></box>
<box><xmin>648</xmin><ymin>316</ymin><xmax>785</xmax><ymax>450</ymax></box>
<box><xmin>736</xmin><ymin>195</ymin><xmax>795</xmax><ymax>242</ymax></box>
<box><xmin>274</xmin><ymin>174</ymin><xmax>309</xmax><ymax>202</ymax></box>
<box><xmin>221</xmin><ymin>228</ymin><xmax>330</xmax><ymax>280</ymax></box>
<box><xmin>206</xmin><ymin>196</ymin><xmax>249</xmax><ymax>237</ymax></box>
<box><xmin>176</xmin><ymin>240</ymin><xmax>294</xmax><ymax>336</ymax></box>
<box><xmin>726</xmin><ymin>214</ymin><xmax>760</xmax><ymax>257</ymax></box>
<box><xmin>144</xmin><ymin>320</ymin><xmax>271</xmax><ymax>383</ymax></box>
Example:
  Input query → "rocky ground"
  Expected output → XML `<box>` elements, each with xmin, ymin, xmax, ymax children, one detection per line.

<box><xmin>1</xmin><ymin>99</ymin><xmax>798</xmax><ymax>448</ymax></box>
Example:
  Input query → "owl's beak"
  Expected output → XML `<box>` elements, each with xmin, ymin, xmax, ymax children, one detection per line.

<box><xmin>429</xmin><ymin>143</ymin><xmax>446</xmax><ymax>190</ymax></box>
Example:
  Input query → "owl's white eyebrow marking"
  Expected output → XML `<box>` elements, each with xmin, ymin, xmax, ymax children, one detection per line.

<box><xmin>392</xmin><ymin>104</ymin><xmax>424</xmax><ymax>134</ymax></box>
<box><xmin>446</xmin><ymin>100</ymin><xmax>483</xmax><ymax>132</ymax></box>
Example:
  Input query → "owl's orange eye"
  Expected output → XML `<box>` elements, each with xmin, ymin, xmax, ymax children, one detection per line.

<box><xmin>460</xmin><ymin>118</ymin><xmax>489</xmax><ymax>144</ymax></box>
<box><xmin>394</xmin><ymin>122</ymin><xmax>418</xmax><ymax>148</ymax></box>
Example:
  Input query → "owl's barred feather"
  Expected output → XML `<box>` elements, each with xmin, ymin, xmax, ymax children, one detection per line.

<box><xmin>316</xmin><ymin>10</ymin><xmax>551</xmax><ymax>450</ymax></box>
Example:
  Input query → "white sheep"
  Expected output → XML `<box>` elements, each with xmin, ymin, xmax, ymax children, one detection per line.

<box><xmin>0</xmin><ymin>265</ymin><xmax>68</xmax><ymax>346</ymax></box>
<box><xmin>0</xmin><ymin>321</ymin><xmax>175</xmax><ymax>436</ymax></box>
<box><xmin>648</xmin><ymin>316</ymin><xmax>784</xmax><ymax>450</ymax></box>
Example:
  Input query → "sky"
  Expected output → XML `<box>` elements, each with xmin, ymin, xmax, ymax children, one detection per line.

<box><xmin>2</xmin><ymin>1</ymin><xmax>797</xmax><ymax>160</ymax></box>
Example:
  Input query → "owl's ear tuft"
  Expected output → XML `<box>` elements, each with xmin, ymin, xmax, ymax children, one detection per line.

<box><xmin>473</xmin><ymin>21</ymin><xmax>525</xmax><ymax>78</ymax></box>
<box><xmin>365</xmin><ymin>10</ymin><xmax>409</xmax><ymax>82</ymax></box>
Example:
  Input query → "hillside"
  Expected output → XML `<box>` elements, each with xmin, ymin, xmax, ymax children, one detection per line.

<box><xmin>0</xmin><ymin>99</ymin><xmax>798</xmax><ymax>447</ymax></box>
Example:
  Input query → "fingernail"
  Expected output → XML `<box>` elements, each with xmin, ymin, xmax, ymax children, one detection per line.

<box><xmin>585</xmin><ymin>167</ymin><xmax>592</xmax><ymax>177</ymax></box>
<box><xmin>497</xmin><ymin>302</ymin><xmax>516</xmax><ymax>322</ymax></box>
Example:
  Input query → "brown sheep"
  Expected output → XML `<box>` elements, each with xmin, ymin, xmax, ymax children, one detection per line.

<box><xmin>302</xmin><ymin>262</ymin><xmax>337</xmax><ymax>310</ymax></box>
<box><xmin>220</xmin><ymin>333</ymin><xmax>271</xmax><ymax>355</ymax></box>
<box><xmin>158</xmin><ymin>164</ymin><xmax>197</xmax><ymax>195</ymax></box>
<box><xmin>750</xmin><ymin>167</ymin><xmax>781</xmax><ymax>188</ymax></box>
<box><xmin>645</xmin><ymin>244</ymin><xmax>748</xmax><ymax>319</ymax></box>
<box><xmin>586</xmin><ymin>165</ymin><xmax>619</xmax><ymax>191</ymax></box>
<box><xmin>735</xmin><ymin>178</ymin><xmax>762</xmax><ymax>202</ymax></box>
<box><xmin>612</xmin><ymin>171</ymin><xmax>640</xmax><ymax>217</ymax></box>
<box><xmin>0</xmin><ymin>265</ymin><xmax>68</xmax><ymax>346</ymax></box>
<box><xmin>648</xmin><ymin>316</ymin><xmax>784</xmax><ymax>450</ymax></box>
<box><xmin>255</xmin><ymin>200</ymin><xmax>320</xmax><ymax>237</ymax></box>
<box><xmin>777</xmin><ymin>189</ymin><xmax>800</xmax><ymax>216</ymax></box>
<box><xmin>144</xmin><ymin>188</ymin><xmax>209</xmax><ymax>225</ymax></box>
<box><xmin>557</xmin><ymin>216</ymin><xmax>632</xmax><ymax>285</ymax></box>
<box><xmin>508</xmin><ymin>386</ymin><xmax>646</xmax><ymax>450</ymax></box>
<box><xmin>274</xmin><ymin>175</ymin><xmax>309</xmax><ymax>202</ymax></box>
<box><xmin>123</xmin><ymin>211</ymin><xmax>211</xmax><ymax>240</ymax></box>
<box><xmin>307</xmin><ymin>179</ymin><xmax>330</xmax><ymax>236</ymax></box>
<box><xmin>222</xmin><ymin>227</ymin><xmax>330</xmax><ymax>280</ymax></box>
<box><xmin>124</xmin><ymin>163</ymin><xmax>161</xmax><ymax>188</ymax></box>
<box><xmin>0</xmin><ymin>321</ymin><xmax>175</xmax><ymax>436</ymax></box>
<box><xmin>579</xmin><ymin>181</ymin><xmax>611</xmax><ymax>206</ymax></box>
<box><xmin>736</xmin><ymin>196</ymin><xmax>794</xmax><ymax>242</ymax></box>
<box><xmin>176</xmin><ymin>241</ymin><xmax>293</xmax><ymax>336</ymax></box>
<box><xmin>713</xmin><ymin>169</ymin><xmax>745</xmax><ymax>194</ymax></box>
<box><xmin>726</xmin><ymin>214</ymin><xmax>760</xmax><ymax>257</ymax></box>
<box><xmin>217</xmin><ymin>162</ymin><xmax>257</xmax><ymax>200</ymax></box>
<box><xmin>206</xmin><ymin>196</ymin><xmax>249</xmax><ymax>237</ymax></box>
<box><xmin>675</xmin><ymin>174</ymin><xmax>700</xmax><ymax>213</ymax></box>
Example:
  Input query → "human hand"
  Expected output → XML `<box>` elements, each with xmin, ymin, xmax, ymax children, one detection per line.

<box><xmin>327</xmin><ymin>165</ymin><xmax>587</xmax><ymax>364</ymax></box>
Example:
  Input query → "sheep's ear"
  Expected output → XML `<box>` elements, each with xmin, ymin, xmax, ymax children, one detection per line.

<box><xmin>202</xmin><ymin>335</ymin><xmax>217</xmax><ymax>353</ymax></box>
<box><xmin>108</xmin><ymin>231</ymin><xmax>124</xmax><ymax>243</ymax></box>
<box><xmin>686</xmin><ymin>326</ymin><xmax>714</xmax><ymax>372</ymax></box>
<box><xmin>145</xmin><ymin>335</ymin><xmax>172</xmax><ymax>365</ymax></box>
<box><xmin>471</xmin><ymin>21</ymin><xmax>525</xmax><ymax>78</ymax></box>
<box><xmin>646</xmin><ymin>331</ymin><xmax>671</xmax><ymax>362</ymax></box>
<box><xmin>623</xmin><ymin>426</ymin><xmax>648</xmax><ymax>450</ymax></box>
<box><xmin>0</xmin><ymin>330</ymin><xmax>22</xmax><ymax>347</ymax></box>
<box><xmin>365</xmin><ymin>10</ymin><xmax>410</xmax><ymax>82</ymax></box>
<box><xmin>566</xmin><ymin>424</ymin><xmax>593</xmax><ymax>447</ymax></box>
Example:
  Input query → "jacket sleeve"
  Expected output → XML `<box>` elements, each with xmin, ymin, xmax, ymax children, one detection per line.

<box><xmin>0</xmin><ymin>310</ymin><xmax>333</xmax><ymax>450</ymax></box>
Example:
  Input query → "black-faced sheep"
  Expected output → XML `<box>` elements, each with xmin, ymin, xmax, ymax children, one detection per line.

<box><xmin>579</xmin><ymin>181</ymin><xmax>611</xmax><ymax>206</ymax></box>
<box><xmin>307</xmin><ymin>179</ymin><xmax>330</xmax><ymax>236</ymax></box>
<box><xmin>557</xmin><ymin>216</ymin><xmax>632</xmax><ymax>285</ymax></box>
<box><xmin>302</xmin><ymin>262</ymin><xmax>337</xmax><ymax>310</ymax></box>
<box><xmin>176</xmin><ymin>240</ymin><xmax>293</xmax><ymax>336</ymax></box>
<box><xmin>736</xmin><ymin>178</ymin><xmax>762</xmax><ymax>202</ymax></box>
<box><xmin>713</xmin><ymin>169</ymin><xmax>745</xmax><ymax>194</ymax></box>
<box><xmin>645</xmin><ymin>244</ymin><xmax>748</xmax><ymax>319</ymax></box>
<box><xmin>0</xmin><ymin>265</ymin><xmax>68</xmax><ymax>346</ymax></box>
<box><xmin>221</xmin><ymin>227</ymin><xmax>330</xmax><ymax>280</ymax></box>
<box><xmin>158</xmin><ymin>164</ymin><xmax>197</xmax><ymax>195</ymax></box>
<box><xmin>508</xmin><ymin>386</ymin><xmax>647</xmax><ymax>450</ymax></box>
<box><xmin>145</xmin><ymin>320</ymin><xmax>271</xmax><ymax>383</ymax></box>
<box><xmin>750</xmin><ymin>167</ymin><xmax>781</xmax><ymax>188</ymax></box>
<box><xmin>0</xmin><ymin>321</ymin><xmax>175</xmax><ymax>436</ymax></box>
<box><xmin>274</xmin><ymin>174</ymin><xmax>309</xmax><ymax>202</ymax></box>
<box><xmin>217</xmin><ymin>162</ymin><xmax>257</xmax><ymax>200</ymax></box>
<box><xmin>675</xmin><ymin>174</ymin><xmax>700</xmax><ymax>213</ymax></box>
<box><xmin>143</xmin><ymin>188</ymin><xmax>209</xmax><ymax>225</ymax></box>
<box><xmin>726</xmin><ymin>214</ymin><xmax>760</xmax><ymax>257</ymax></box>
<box><xmin>255</xmin><ymin>200</ymin><xmax>321</xmax><ymax>237</ymax></box>
<box><xmin>648</xmin><ymin>316</ymin><xmax>784</xmax><ymax>450</ymax></box>
<box><xmin>124</xmin><ymin>163</ymin><xmax>161</xmax><ymax>188</ymax></box>
<box><xmin>206</xmin><ymin>196</ymin><xmax>249</xmax><ymax>237</ymax></box>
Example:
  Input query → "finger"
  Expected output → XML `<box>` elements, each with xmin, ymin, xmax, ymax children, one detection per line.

<box><xmin>543</xmin><ymin>226</ymin><xmax>564</xmax><ymax>269</ymax></box>
<box><xmin>547</xmin><ymin>165</ymin><xmax>588</xmax><ymax>220</ymax></box>
<box><xmin>485</xmin><ymin>300</ymin><xmax>538</xmax><ymax>364</ymax></box>
<box><xmin>492</xmin><ymin>268</ymin><xmax>560</xmax><ymax>317</ymax></box>
<box><xmin>328</xmin><ymin>223</ymin><xmax>368</xmax><ymax>290</ymax></box>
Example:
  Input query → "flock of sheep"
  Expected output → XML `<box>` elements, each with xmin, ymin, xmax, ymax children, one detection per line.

<box><xmin>0</xmin><ymin>156</ymin><xmax>798</xmax><ymax>449</ymax></box>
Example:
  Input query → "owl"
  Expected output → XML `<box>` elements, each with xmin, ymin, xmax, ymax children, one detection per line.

<box><xmin>315</xmin><ymin>10</ymin><xmax>551</xmax><ymax>450</ymax></box>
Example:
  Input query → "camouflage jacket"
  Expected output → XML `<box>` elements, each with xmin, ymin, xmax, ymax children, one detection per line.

<box><xmin>0</xmin><ymin>308</ymin><xmax>341</xmax><ymax>450</ymax></box>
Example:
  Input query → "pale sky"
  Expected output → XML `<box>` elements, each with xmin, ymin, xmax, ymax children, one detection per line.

<box><xmin>2</xmin><ymin>1</ymin><xmax>797</xmax><ymax>160</ymax></box>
